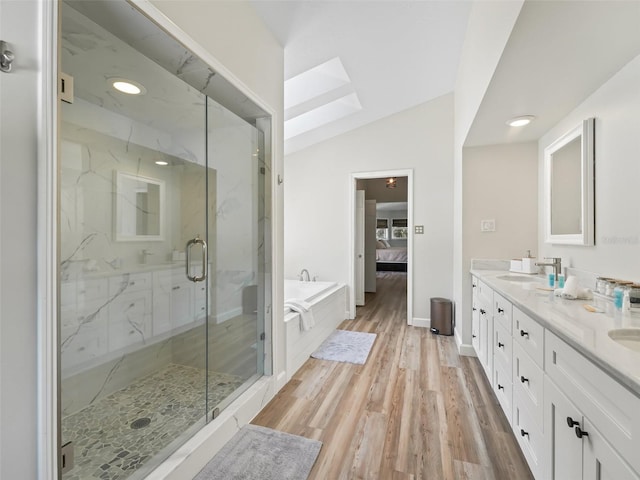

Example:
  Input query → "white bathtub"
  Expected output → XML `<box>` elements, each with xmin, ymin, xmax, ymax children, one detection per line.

<box><xmin>284</xmin><ymin>280</ymin><xmax>338</xmax><ymax>312</ymax></box>
<box><xmin>284</xmin><ymin>279</ymin><xmax>346</xmax><ymax>380</ymax></box>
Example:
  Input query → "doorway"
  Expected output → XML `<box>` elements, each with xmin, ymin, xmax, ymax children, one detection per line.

<box><xmin>349</xmin><ymin>170</ymin><xmax>413</xmax><ymax>324</ymax></box>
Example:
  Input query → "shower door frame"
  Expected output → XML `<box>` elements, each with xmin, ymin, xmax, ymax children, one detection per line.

<box><xmin>36</xmin><ymin>1</ymin><xmax>278</xmax><ymax>478</ymax></box>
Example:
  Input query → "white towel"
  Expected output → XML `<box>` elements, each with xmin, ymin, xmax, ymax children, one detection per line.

<box><xmin>285</xmin><ymin>299</ymin><xmax>316</xmax><ymax>331</ymax></box>
<box><xmin>554</xmin><ymin>286</ymin><xmax>593</xmax><ymax>300</ymax></box>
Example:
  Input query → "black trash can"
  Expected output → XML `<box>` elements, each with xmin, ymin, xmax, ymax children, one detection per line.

<box><xmin>430</xmin><ymin>297</ymin><xmax>453</xmax><ymax>335</ymax></box>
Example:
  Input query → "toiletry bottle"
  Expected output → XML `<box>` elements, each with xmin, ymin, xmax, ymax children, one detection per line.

<box><xmin>557</xmin><ymin>274</ymin><xmax>565</xmax><ymax>289</ymax></box>
<box><xmin>548</xmin><ymin>273</ymin><xmax>555</xmax><ymax>288</ymax></box>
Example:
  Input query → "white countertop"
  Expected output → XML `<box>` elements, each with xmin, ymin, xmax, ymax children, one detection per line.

<box><xmin>471</xmin><ymin>269</ymin><xmax>640</xmax><ymax>397</ymax></box>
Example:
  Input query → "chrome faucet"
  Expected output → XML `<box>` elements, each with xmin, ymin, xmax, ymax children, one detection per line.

<box><xmin>299</xmin><ymin>269</ymin><xmax>310</xmax><ymax>282</ymax></box>
<box><xmin>535</xmin><ymin>257</ymin><xmax>562</xmax><ymax>281</ymax></box>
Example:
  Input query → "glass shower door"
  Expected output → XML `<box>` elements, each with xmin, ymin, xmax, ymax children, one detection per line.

<box><xmin>59</xmin><ymin>2</ymin><xmax>212</xmax><ymax>478</ymax></box>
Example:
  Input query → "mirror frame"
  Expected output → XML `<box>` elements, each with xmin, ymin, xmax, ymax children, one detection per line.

<box><xmin>543</xmin><ymin>118</ymin><xmax>595</xmax><ymax>245</ymax></box>
<box><xmin>114</xmin><ymin>171</ymin><xmax>165</xmax><ymax>242</ymax></box>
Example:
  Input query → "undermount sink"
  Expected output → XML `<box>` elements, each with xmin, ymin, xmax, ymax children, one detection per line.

<box><xmin>608</xmin><ymin>328</ymin><xmax>640</xmax><ymax>352</ymax></box>
<box><xmin>496</xmin><ymin>274</ymin><xmax>542</xmax><ymax>283</ymax></box>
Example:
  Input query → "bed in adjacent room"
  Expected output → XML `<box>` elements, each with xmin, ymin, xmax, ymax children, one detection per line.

<box><xmin>376</xmin><ymin>240</ymin><xmax>407</xmax><ymax>272</ymax></box>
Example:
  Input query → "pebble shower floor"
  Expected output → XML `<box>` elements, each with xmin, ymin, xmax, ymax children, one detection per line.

<box><xmin>61</xmin><ymin>364</ymin><xmax>244</xmax><ymax>480</ymax></box>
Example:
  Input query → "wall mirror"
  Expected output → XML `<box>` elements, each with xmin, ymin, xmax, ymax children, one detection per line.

<box><xmin>115</xmin><ymin>171</ymin><xmax>165</xmax><ymax>241</ymax></box>
<box><xmin>544</xmin><ymin>118</ymin><xmax>595</xmax><ymax>245</ymax></box>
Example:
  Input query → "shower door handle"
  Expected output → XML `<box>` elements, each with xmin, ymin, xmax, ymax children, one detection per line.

<box><xmin>186</xmin><ymin>235</ymin><xmax>207</xmax><ymax>282</ymax></box>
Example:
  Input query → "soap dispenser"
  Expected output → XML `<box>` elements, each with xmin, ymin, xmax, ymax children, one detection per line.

<box><xmin>521</xmin><ymin>250</ymin><xmax>538</xmax><ymax>274</ymax></box>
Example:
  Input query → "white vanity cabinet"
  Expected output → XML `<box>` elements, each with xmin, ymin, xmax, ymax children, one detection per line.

<box><xmin>107</xmin><ymin>272</ymin><xmax>153</xmax><ymax>351</ymax></box>
<box><xmin>470</xmin><ymin>271</ymin><xmax>640</xmax><ymax>480</ymax></box>
<box><xmin>471</xmin><ymin>276</ymin><xmax>494</xmax><ymax>381</ymax></box>
<box><xmin>545</xmin><ymin>375</ymin><xmax>639</xmax><ymax>480</ymax></box>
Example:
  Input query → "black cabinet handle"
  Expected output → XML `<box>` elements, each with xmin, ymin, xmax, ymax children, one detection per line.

<box><xmin>472</xmin><ymin>334</ymin><xmax>477</xmax><ymax>338</ymax></box>
<box><xmin>497</xmin><ymin>384</ymin><xmax>504</xmax><ymax>391</ymax></box>
<box><xmin>520</xmin><ymin>376</ymin><xmax>529</xmax><ymax>384</ymax></box>
<box><xmin>520</xmin><ymin>330</ymin><xmax>529</xmax><ymax>338</ymax></box>
<box><xmin>498</xmin><ymin>342</ymin><xmax>504</xmax><ymax>348</ymax></box>
<box><xmin>473</xmin><ymin>307</ymin><xmax>477</xmax><ymax>311</ymax></box>
<box><xmin>575</xmin><ymin>426</ymin><xmax>589</xmax><ymax>439</ymax></box>
<box><xmin>472</xmin><ymin>284</ymin><xmax>476</xmax><ymax>288</ymax></box>
<box><xmin>480</xmin><ymin>309</ymin><xmax>486</xmax><ymax>315</ymax></box>
<box><xmin>567</xmin><ymin>417</ymin><xmax>579</xmax><ymax>428</ymax></box>
<box><xmin>497</xmin><ymin>307</ymin><xmax>504</xmax><ymax>313</ymax></box>
<box><xmin>520</xmin><ymin>429</ymin><xmax>529</xmax><ymax>438</ymax></box>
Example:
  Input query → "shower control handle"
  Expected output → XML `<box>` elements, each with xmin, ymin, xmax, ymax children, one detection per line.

<box><xmin>186</xmin><ymin>235</ymin><xmax>207</xmax><ymax>283</ymax></box>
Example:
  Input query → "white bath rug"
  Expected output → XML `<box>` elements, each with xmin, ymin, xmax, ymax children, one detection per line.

<box><xmin>311</xmin><ymin>329</ymin><xmax>377</xmax><ymax>365</ymax></box>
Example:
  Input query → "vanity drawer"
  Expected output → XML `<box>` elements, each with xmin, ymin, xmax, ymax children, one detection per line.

<box><xmin>494</xmin><ymin>321</ymin><xmax>512</xmax><ymax>373</ymax></box>
<box><xmin>494</xmin><ymin>292</ymin><xmax>512</xmax><ymax>333</ymax></box>
<box><xmin>493</xmin><ymin>361</ymin><xmax>513</xmax><ymax>421</ymax></box>
<box><xmin>513</xmin><ymin>307</ymin><xmax>544</xmax><ymax>367</ymax></box>
<box><xmin>545</xmin><ymin>330</ymin><xmax>640</xmax><ymax>474</ymax></box>
<box><xmin>109</xmin><ymin>272</ymin><xmax>152</xmax><ymax>295</ymax></box>
<box><xmin>513</xmin><ymin>342</ymin><xmax>544</xmax><ymax>427</ymax></box>
<box><xmin>477</xmin><ymin>280</ymin><xmax>493</xmax><ymax>311</ymax></box>
<box><xmin>513</xmin><ymin>394</ymin><xmax>545</xmax><ymax>479</ymax></box>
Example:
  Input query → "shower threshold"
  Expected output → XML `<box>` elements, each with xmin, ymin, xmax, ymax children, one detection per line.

<box><xmin>61</xmin><ymin>363</ymin><xmax>244</xmax><ymax>480</ymax></box>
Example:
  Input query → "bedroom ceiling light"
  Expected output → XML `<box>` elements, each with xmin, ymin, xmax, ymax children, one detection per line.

<box><xmin>506</xmin><ymin>115</ymin><xmax>535</xmax><ymax>127</ymax></box>
<box><xmin>386</xmin><ymin>177</ymin><xmax>397</xmax><ymax>188</ymax></box>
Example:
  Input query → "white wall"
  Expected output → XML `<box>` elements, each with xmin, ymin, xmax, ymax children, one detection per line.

<box><xmin>285</xmin><ymin>94</ymin><xmax>454</xmax><ymax>321</ymax></box>
<box><xmin>0</xmin><ymin>1</ymin><xmax>40</xmax><ymax>477</ymax></box>
<box><xmin>538</xmin><ymin>54</ymin><xmax>640</xmax><ymax>281</ymax></box>
<box><xmin>463</xmin><ymin>142</ymin><xmax>538</xmax><ymax>263</ymax></box>
<box><xmin>453</xmin><ymin>0</ymin><xmax>524</xmax><ymax>352</ymax></box>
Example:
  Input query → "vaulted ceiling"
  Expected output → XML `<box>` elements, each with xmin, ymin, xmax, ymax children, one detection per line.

<box><xmin>251</xmin><ymin>1</ymin><xmax>640</xmax><ymax>154</ymax></box>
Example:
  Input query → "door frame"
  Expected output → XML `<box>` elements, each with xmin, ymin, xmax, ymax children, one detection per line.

<box><xmin>347</xmin><ymin>169</ymin><xmax>413</xmax><ymax>324</ymax></box>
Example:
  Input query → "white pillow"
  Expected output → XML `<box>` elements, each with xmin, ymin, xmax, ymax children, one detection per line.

<box><xmin>376</xmin><ymin>240</ymin><xmax>387</xmax><ymax>249</ymax></box>
<box><xmin>382</xmin><ymin>240</ymin><xmax>391</xmax><ymax>248</ymax></box>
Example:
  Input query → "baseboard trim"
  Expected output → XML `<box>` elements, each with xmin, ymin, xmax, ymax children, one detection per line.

<box><xmin>412</xmin><ymin>317</ymin><xmax>431</xmax><ymax>328</ymax></box>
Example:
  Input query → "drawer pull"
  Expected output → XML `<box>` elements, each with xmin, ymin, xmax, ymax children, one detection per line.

<box><xmin>498</xmin><ymin>342</ymin><xmax>504</xmax><ymax>348</ymax></box>
<box><xmin>172</xmin><ymin>286</ymin><xmax>180</xmax><ymax>291</ymax></box>
<box><xmin>497</xmin><ymin>384</ymin><xmax>504</xmax><ymax>391</ymax></box>
<box><xmin>520</xmin><ymin>429</ymin><xmax>529</xmax><ymax>438</ymax></box>
<box><xmin>520</xmin><ymin>329</ymin><xmax>529</xmax><ymax>338</ymax></box>
<box><xmin>472</xmin><ymin>307</ymin><xmax>477</xmax><ymax>311</ymax></box>
<box><xmin>480</xmin><ymin>309</ymin><xmax>486</xmax><ymax>315</ymax></box>
<box><xmin>566</xmin><ymin>417</ymin><xmax>580</xmax><ymax>428</ymax></box>
<box><xmin>472</xmin><ymin>284</ymin><xmax>476</xmax><ymax>288</ymax></box>
<box><xmin>130</xmin><ymin>281</ymin><xmax>136</xmax><ymax>286</ymax></box>
<box><xmin>497</xmin><ymin>307</ymin><xmax>504</xmax><ymax>313</ymax></box>
<box><xmin>575</xmin><ymin>426</ymin><xmax>589</xmax><ymax>439</ymax></box>
<box><xmin>520</xmin><ymin>376</ymin><xmax>529</xmax><ymax>384</ymax></box>
<box><xmin>472</xmin><ymin>334</ymin><xmax>477</xmax><ymax>338</ymax></box>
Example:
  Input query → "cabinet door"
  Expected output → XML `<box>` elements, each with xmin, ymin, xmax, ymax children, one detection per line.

<box><xmin>472</xmin><ymin>301</ymin><xmax>480</xmax><ymax>353</ymax></box>
<box><xmin>583</xmin><ymin>418</ymin><xmax>640</xmax><ymax>480</ymax></box>
<box><xmin>544</xmin><ymin>376</ymin><xmax>583</xmax><ymax>480</ymax></box>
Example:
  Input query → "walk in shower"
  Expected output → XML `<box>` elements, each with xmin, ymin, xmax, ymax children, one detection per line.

<box><xmin>58</xmin><ymin>1</ymin><xmax>271</xmax><ymax>478</ymax></box>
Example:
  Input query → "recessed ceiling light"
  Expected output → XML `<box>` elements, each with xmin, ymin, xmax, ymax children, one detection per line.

<box><xmin>155</xmin><ymin>160</ymin><xmax>169</xmax><ymax>166</ymax></box>
<box><xmin>110</xmin><ymin>78</ymin><xmax>146</xmax><ymax>95</ymax></box>
<box><xmin>506</xmin><ymin>115</ymin><xmax>535</xmax><ymax>127</ymax></box>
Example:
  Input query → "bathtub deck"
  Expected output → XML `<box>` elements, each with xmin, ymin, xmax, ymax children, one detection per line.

<box><xmin>253</xmin><ymin>271</ymin><xmax>533</xmax><ymax>480</ymax></box>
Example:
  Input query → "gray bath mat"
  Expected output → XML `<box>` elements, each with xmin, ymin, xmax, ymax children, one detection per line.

<box><xmin>311</xmin><ymin>329</ymin><xmax>377</xmax><ymax>364</ymax></box>
<box><xmin>194</xmin><ymin>424</ymin><xmax>322</xmax><ymax>480</ymax></box>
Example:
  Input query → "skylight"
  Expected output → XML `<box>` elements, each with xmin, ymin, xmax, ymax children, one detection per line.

<box><xmin>284</xmin><ymin>57</ymin><xmax>361</xmax><ymax>140</ymax></box>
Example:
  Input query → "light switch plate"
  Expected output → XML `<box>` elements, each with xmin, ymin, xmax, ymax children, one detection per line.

<box><xmin>480</xmin><ymin>219</ymin><xmax>496</xmax><ymax>232</ymax></box>
<box><xmin>415</xmin><ymin>225</ymin><xmax>424</xmax><ymax>234</ymax></box>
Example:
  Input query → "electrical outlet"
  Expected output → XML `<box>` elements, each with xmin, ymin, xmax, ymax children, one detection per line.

<box><xmin>415</xmin><ymin>225</ymin><xmax>424</xmax><ymax>234</ymax></box>
<box><xmin>480</xmin><ymin>219</ymin><xmax>496</xmax><ymax>232</ymax></box>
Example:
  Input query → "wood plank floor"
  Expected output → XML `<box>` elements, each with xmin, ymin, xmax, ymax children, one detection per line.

<box><xmin>253</xmin><ymin>272</ymin><xmax>534</xmax><ymax>479</ymax></box>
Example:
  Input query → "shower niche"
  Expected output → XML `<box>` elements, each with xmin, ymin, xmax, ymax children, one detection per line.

<box><xmin>58</xmin><ymin>1</ymin><xmax>271</xmax><ymax>478</ymax></box>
